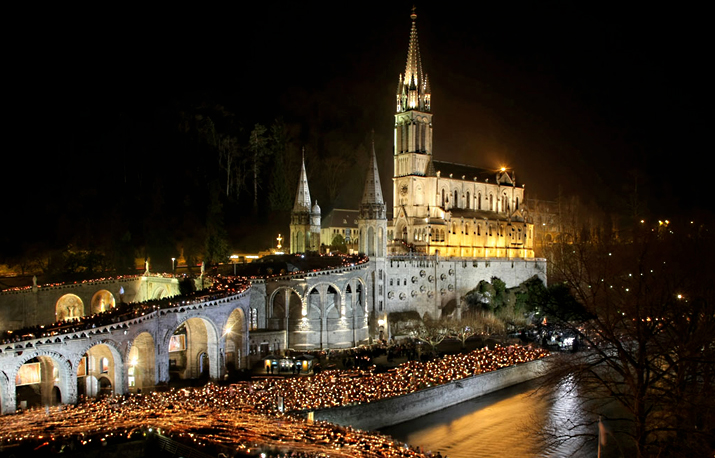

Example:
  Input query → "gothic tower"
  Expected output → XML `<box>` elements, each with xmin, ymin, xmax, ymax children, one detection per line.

<box><xmin>393</xmin><ymin>9</ymin><xmax>434</xmax><ymax>226</ymax></box>
<box><xmin>394</xmin><ymin>9</ymin><xmax>433</xmax><ymax>181</ymax></box>
<box><xmin>359</xmin><ymin>138</ymin><xmax>388</xmax><ymax>339</ymax></box>
<box><xmin>290</xmin><ymin>154</ymin><xmax>321</xmax><ymax>253</ymax></box>
<box><xmin>359</xmin><ymin>140</ymin><xmax>387</xmax><ymax>257</ymax></box>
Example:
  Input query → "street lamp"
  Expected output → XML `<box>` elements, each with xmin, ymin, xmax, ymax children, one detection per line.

<box><xmin>171</xmin><ymin>257</ymin><xmax>176</xmax><ymax>272</ymax></box>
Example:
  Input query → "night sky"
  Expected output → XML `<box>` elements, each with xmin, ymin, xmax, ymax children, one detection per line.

<box><xmin>6</xmin><ymin>2</ymin><xmax>709</xmax><ymax>254</ymax></box>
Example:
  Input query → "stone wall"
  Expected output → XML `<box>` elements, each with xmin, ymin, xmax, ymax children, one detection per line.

<box><xmin>309</xmin><ymin>358</ymin><xmax>547</xmax><ymax>431</ymax></box>
<box><xmin>384</xmin><ymin>257</ymin><xmax>546</xmax><ymax>320</ymax></box>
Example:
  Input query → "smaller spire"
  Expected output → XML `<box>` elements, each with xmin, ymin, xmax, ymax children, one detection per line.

<box><xmin>362</xmin><ymin>134</ymin><xmax>385</xmax><ymax>206</ymax></box>
<box><xmin>293</xmin><ymin>148</ymin><xmax>312</xmax><ymax>212</ymax></box>
<box><xmin>360</xmin><ymin>133</ymin><xmax>387</xmax><ymax>222</ymax></box>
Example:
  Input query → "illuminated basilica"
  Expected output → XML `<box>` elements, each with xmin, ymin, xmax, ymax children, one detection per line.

<box><xmin>294</xmin><ymin>10</ymin><xmax>535</xmax><ymax>260</ymax></box>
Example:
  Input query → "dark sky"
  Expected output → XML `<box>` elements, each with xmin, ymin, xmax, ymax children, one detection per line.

<box><xmin>11</xmin><ymin>2</ymin><xmax>709</xmax><ymax>225</ymax></box>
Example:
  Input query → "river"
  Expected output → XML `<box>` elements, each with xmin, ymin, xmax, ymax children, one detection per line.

<box><xmin>381</xmin><ymin>376</ymin><xmax>629</xmax><ymax>458</ymax></box>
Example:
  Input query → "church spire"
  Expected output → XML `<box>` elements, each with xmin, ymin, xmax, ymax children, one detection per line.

<box><xmin>293</xmin><ymin>149</ymin><xmax>311</xmax><ymax>212</ymax></box>
<box><xmin>360</xmin><ymin>135</ymin><xmax>386</xmax><ymax>221</ymax></box>
<box><xmin>397</xmin><ymin>7</ymin><xmax>431</xmax><ymax>113</ymax></box>
<box><xmin>361</xmin><ymin>136</ymin><xmax>385</xmax><ymax>207</ymax></box>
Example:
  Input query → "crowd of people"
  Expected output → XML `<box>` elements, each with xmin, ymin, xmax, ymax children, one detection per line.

<box><xmin>0</xmin><ymin>344</ymin><xmax>547</xmax><ymax>457</ymax></box>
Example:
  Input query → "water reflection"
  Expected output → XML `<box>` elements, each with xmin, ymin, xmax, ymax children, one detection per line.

<box><xmin>381</xmin><ymin>377</ymin><xmax>599</xmax><ymax>458</ymax></box>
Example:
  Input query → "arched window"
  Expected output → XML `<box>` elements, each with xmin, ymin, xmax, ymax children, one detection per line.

<box><xmin>466</xmin><ymin>192</ymin><xmax>470</xmax><ymax>209</ymax></box>
<box><xmin>478</xmin><ymin>193</ymin><xmax>482</xmax><ymax>210</ymax></box>
<box><xmin>454</xmin><ymin>190</ymin><xmax>459</xmax><ymax>208</ymax></box>
<box><xmin>441</xmin><ymin>189</ymin><xmax>446</xmax><ymax>208</ymax></box>
<box><xmin>489</xmin><ymin>194</ymin><xmax>494</xmax><ymax>211</ymax></box>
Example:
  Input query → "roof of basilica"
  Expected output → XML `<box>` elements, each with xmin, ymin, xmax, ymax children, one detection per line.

<box><xmin>448</xmin><ymin>207</ymin><xmax>526</xmax><ymax>222</ymax></box>
<box><xmin>428</xmin><ymin>160</ymin><xmax>516</xmax><ymax>186</ymax></box>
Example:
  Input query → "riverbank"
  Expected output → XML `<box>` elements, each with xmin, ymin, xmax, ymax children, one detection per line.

<box><xmin>308</xmin><ymin>358</ymin><xmax>548</xmax><ymax>430</ymax></box>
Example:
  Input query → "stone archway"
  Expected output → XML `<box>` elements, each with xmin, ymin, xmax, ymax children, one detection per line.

<box><xmin>167</xmin><ymin>317</ymin><xmax>219</xmax><ymax>382</ymax></box>
<box><xmin>90</xmin><ymin>290</ymin><xmax>116</xmax><ymax>314</ymax></box>
<box><xmin>152</xmin><ymin>287</ymin><xmax>167</xmax><ymax>300</ymax></box>
<box><xmin>128</xmin><ymin>332</ymin><xmax>156</xmax><ymax>394</ymax></box>
<box><xmin>224</xmin><ymin>308</ymin><xmax>247</xmax><ymax>370</ymax></box>
<box><xmin>56</xmin><ymin>294</ymin><xmax>84</xmax><ymax>321</ymax></box>
<box><xmin>78</xmin><ymin>342</ymin><xmax>123</xmax><ymax>398</ymax></box>
<box><xmin>13</xmin><ymin>352</ymin><xmax>73</xmax><ymax>410</ymax></box>
<box><xmin>269</xmin><ymin>288</ymin><xmax>302</xmax><ymax>331</ymax></box>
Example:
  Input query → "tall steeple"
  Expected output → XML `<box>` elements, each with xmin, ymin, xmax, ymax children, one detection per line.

<box><xmin>396</xmin><ymin>8</ymin><xmax>431</xmax><ymax>114</ymax></box>
<box><xmin>394</xmin><ymin>8</ymin><xmax>434</xmax><ymax>177</ymax></box>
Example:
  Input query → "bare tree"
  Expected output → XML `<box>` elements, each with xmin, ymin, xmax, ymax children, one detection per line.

<box><xmin>540</xmin><ymin>221</ymin><xmax>715</xmax><ymax>457</ymax></box>
<box><xmin>407</xmin><ymin>315</ymin><xmax>450</xmax><ymax>354</ymax></box>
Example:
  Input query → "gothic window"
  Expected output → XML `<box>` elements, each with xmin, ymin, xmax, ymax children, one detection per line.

<box><xmin>516</xmin><ymin>197</ymin><xmax>519</xmax><ymax>210</ymax></box>
<box><xmin>454</xmin><ymin>190</ymin><xmax>459</xmax><ymax>208</ymax></box>
<box><xmin>466</xmin><ymin>191</ymin><xmax>470</xmax><ymax>209</ymax></box>
<box><xmin>489</xmin><ymin>194</ymin><xmax>494</xmax><ymax>211</ymax></box>
<box><xmin>401</xmin><ymin>124</ymin><xmax>407</xmax><ymax>152</ymax></box>
<box><xmin>441</xmin><ymin>189</ymin><xmax>445</xmax><ymax>208</ymax></box>
<box><xmin>477</xmin><ymin>225</ymin><xmax>481</xmax><ymax>236</ymax></box>
<box><xmin>478</xmin><ymin>193</ymin><xmax>482</xmax><ymax>210</ymax></box>
<box><xmin>420</xmin><ymin>121</ymin><xmax>426</xmax><ymax>151</ymax></box>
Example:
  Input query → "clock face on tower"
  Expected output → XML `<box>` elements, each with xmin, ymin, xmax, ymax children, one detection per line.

<box><xmin>400</xmin><ymin>184</ymin><xmax>409</xmax><ymax>196</ymax></box>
